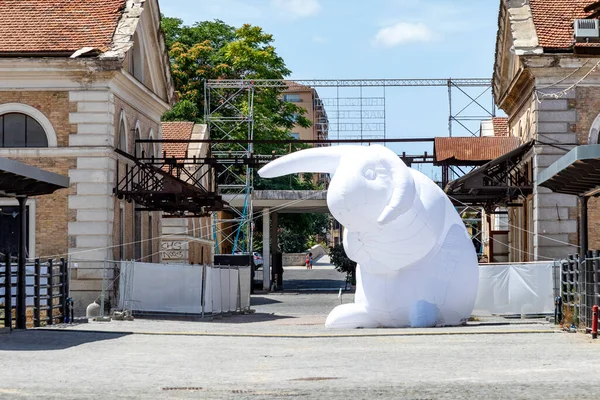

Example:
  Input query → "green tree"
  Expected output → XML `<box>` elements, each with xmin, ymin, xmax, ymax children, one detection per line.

<box><xmin>329</xmin><ymin>244</ymin><xmax>356</xmax><ymax>285</ymax></box>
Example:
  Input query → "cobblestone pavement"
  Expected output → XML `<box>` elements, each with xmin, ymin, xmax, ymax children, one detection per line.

<box><xmin>1</xmin><ymin>265</ymin><xmax>600</xmax><ymax>399</ymax></box>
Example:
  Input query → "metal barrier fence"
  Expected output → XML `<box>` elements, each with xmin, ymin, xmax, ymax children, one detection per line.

<box><xmin>560</xmin><ymin>251</ymin><xmax>600</xmax><ymax>330</ymax></box>
<box><xmin>0</xmin><ymin>256</ymin><xmax>71</xmax><ymax>330</ymax></box>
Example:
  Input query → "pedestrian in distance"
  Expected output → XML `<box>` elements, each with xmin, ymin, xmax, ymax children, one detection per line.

<box><xmin>306</xmin><ymin>253</ymin><xmax>310</xmax><ymax>270</ymax></box>
<box><xmin>309</xmin><ymin>252</ymin><xmax>314</xmax><ymax>270</ymax></box>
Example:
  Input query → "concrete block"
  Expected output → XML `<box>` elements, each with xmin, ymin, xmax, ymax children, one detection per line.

<box><xmin>538</xmin><ymin>110</ymin><xmax>577</xmax><ymax>123</ymax></box>
<box><xmin>537</xmin><ymin>133</ymin><xmax>577</xmax><ymax>143</ymax></box>
<box><xmin>69</xmin><ymin>221</ymin><xmax>111</xmax><ymax>235</ymax></box>
<box><xmin>69</xmin><ymin>112</ymin><xmax>111</xmax><ymax>124</ymax></box>
<box><xmin>68</xmin><ymin>247</ymin><xmax>110</xmax><ymax>261</ymax></box>
<box><xmin>536</xmin><ymin>220</ymin><xmax>577</xmax><ymax>234</ymax></box>
<box><xmin>536</xmin><ymin>233</ymin><xmax>571</xmax><ymax>248</ymax></box>
<box><xmin>77</xmin><ymin>102</ymin><xmax>112</xmax><ymax>113</ymax></box>
<box><xmin>69</xmin><ymin>91</ymin><xmax>111</xmax><ymax>102</ymax></box>
<box><xmin>69</xmin><ymin>134</ymin><xmax>112</xmax><ymax>147</ymax></box>
<box><xmin>539</xmin><ymin>99</ymin><xmax>568</xmax><ymax>111</ymax></box>
<box><xmin>535</xmin><ymin>154</ymin><xmax>565</xmax><ymax>168</ymax></box>
<box><xmin>77</xmin><ymin>209</ymin><xmax>113</xmax><ymax>222</ymax></box>
<box><xmin>76</xmin><ymin>157</ymin><xmax>115</xmax><ymax>170</ymax></box>
<box><xmin>536</xmin><ymin>87</ymin><xmax>576</xmax><ymax>99</ymax></box>
<box><xmin>535</xmin><ymin>245</ymin><xmax>575</xmax><ymax>260</ymax></box>
<box><xmin>536</xmin><ymin>192</ymin><xmax>578</xmax><ymax>207</ymax></box>
<box><xmin>69</xmin><ymin>195</ymin><xmax>113</xmax><ymax>210</ymax></box>
<box><xmin>535</xmin><ymin>206</ymin><xmax>571</xmax><ymax>221</ymax></box>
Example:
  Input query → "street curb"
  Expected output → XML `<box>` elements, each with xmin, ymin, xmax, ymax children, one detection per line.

<box><xmin>33</xmin><ymin>328</ymin><xmax>560</xmax><ymax>339</ymax></box>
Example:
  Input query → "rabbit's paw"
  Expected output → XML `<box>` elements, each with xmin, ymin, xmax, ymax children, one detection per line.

<box><xmin>325</xmin><ymin>303</ymin><xmax>379</xmax><ymax>329</ymax></box>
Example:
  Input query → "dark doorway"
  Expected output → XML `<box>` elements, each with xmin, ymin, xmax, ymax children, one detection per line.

<box><xmin>0</xmin><ymin>205</ymin><xmax>29</xmax><ymax>258</ymax></box>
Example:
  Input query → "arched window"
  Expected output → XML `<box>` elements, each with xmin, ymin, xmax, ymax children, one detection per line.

<box><xmin>134</xmin><ymin>125</ymin><xmax>142</xmax><ymax>157</ymax></box>
<box><xmin>147</xmin><ymin>130</ymin><xmax>155</xmax><ymax>160</ymax></box>
<box><xmin>0</xmin><ymin>113</ymin><xmax>48</xmax><ymax>147</ymax></box>
<box><xmin>117</xmin><ymin>118</ymin><xmax>127</xmax><ymax>152</ymax></box>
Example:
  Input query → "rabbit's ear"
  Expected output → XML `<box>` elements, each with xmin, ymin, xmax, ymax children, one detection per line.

<box><xmin>377</xmin><ymin>151</ymin><xmax>416</xmax><ymax>225</ymax></box>
<box><xmin>258</xmin><ymin>146</ymin><xmax>359</xmax><ymax>178</ymax></box>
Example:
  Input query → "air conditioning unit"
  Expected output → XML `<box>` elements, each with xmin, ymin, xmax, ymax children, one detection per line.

<box><xmin>574</xmin><ymin>19</ymin><xmax>600</xmax><ymax>40</ymax></box>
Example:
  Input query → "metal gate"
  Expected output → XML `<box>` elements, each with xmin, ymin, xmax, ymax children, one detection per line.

<box><xmin>560</xmin><ymin>251</ymin><xmax>600</xmax><ymax>330</ymax></box>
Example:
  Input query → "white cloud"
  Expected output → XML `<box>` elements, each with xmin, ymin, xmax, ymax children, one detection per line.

<box><xmin>271</xmin><ymin>0</ymin><xmax>322</xmax><ymax>19</ymax></box>
<box><xmin>373</xmin><ymin>22</ymin><xmax>434</xmax><ymax>47</ymax></box>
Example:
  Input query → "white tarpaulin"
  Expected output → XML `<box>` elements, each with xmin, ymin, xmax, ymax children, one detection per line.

<box><xmin>473</xmin><ymin>262</ymin><xmax>555</xmax><ymax>315</ymax></box>
<box><xmin>118</xmin><ymin>263</ymin><xmax>251</xmax><ymax>315</ymax></box>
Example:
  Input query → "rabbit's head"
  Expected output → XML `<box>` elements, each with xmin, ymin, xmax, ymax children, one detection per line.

<box><xmin>258</xmin><ymin>145</ymin><xmax>416</xmax><ymax>232</ymax></box>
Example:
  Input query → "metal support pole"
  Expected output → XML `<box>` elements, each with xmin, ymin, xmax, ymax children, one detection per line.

<box><xmin>270</xmin><ymin>211</ymin><xmax>278</xmax><ymax>290</ymax></box>
<box><xmin>3</xmin><ymin>254</ymin><xmax>11</xmax><ymax>330</ymax></box>
<box><xmin>262</xmin><ymin>208</ymin><xmax>271</xmax><ymax>291</ymax></box>
<box><xmin>101</xmin><ymin>259</ymin><xmax>107</xmax><ymax>318</ymax></box>
<box><xmin>34</xmin><ymin>259</ymin><xmax>41</xmax><ymax>328</ymax></box>
<box><xmin>47</xmin><ymin>259</ymin><xmax>53</xmax><ymax>325</ymax></box>
<box><xmin>16</xmin><ymin>196</ymin><xmax>27</xmax><ymax>330</ymax></box>
<box><xmin>580</xmin><ymin>196</ymin><xmax>589</xmax><ymax>260</ymax></box>
<box><xmin>60</xmin><ymin>258</ymin><xmax>68</xmax><ymax>323</ymax></box>
<box><xmin>201</xmin><ymin>263</ymin><xmax>206</xmax><ymax>319</ymax></box>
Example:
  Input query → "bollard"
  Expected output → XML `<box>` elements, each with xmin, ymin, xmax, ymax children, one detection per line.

<box><xmin>592</xmin><ymin>305</ymin><xmax>598</xmax><ymax>339</ymax></box>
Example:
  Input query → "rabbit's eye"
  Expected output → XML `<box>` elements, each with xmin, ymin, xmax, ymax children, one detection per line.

<box><xmin>364</xmin><ymin>168</ymin><xmax>376</xmax><ymax>180</ymax></box>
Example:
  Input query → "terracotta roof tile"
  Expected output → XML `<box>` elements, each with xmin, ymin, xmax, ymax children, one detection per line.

<box><xmin>492</xmin><ymin>117</ymin><xmax>509</xmax><ymax>137</ymax></box>
<box><xmin>434</xmin><ymin>136</ymin><xmax>521</xmax><ymax>163</ymax></box>
<box><xmin>529</xmin><ymin>0</ymin><xmax>591</xmax><ymax>50</ymax></box>
<box><xmin>0</xmin><ymin>0</ymin><xmax>125</xmax><ymax>54</ymax></box>
<box><xmin>161</xmin><ymin>122</ymin><xmax>194</xmax><ymax>159</ymax></box>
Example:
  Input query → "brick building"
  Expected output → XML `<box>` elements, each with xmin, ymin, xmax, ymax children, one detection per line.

<box><xmin>492</xmin><ymin>0</ymin><xmax>600</xmax><ymax>261</ymax></box>
<box><xmin>0</xmin><ymin>0</ymin><xmax>181</xmax><ymax>310</ymax></box>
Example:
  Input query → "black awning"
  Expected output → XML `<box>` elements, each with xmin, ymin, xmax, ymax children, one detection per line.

<box><xmin>538</xmin><ymin>145</ymin><xmax>600</xmax><ymax>196</ymax></box>
<box><xmin>444</xmin><ymin>140</ymin><xmax>534</xmax><ymax>207</ymax></box>
<box><xmin>0</xmin><ymin>157</ymin><xmax>70</xmax><ymax>197</ymax></box>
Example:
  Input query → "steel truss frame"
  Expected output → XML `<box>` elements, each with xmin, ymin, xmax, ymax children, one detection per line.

<box><xmin>203</xmin><ymin>78</ymin><xmax>493</xmax><ymax>255</ymax></box>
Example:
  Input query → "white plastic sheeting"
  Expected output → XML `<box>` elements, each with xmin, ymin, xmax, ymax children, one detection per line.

<box><xmin>259</xmin><ymin>145</ymin><xmax>479</xmax><ymax>329</ymax></box>
<box><xmin>473</xmin><ymin>262</ymin><xmax>556</xmax><ymax>315</ymax></box>
<box><xmin>118</xmin><ymin>262</ymin><xmax>251</xmax><ymax>315</ymax></box>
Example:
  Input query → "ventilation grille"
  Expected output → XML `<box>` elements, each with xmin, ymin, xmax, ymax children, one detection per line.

<box><xmin>575</xmin><ymin>19</ymin><xmax>600</xmax><ymax>38</ymax></box>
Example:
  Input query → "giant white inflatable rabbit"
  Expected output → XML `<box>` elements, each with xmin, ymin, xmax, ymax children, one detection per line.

<box><xmin>258</xmin><ymin>145</ymin><xmax>479</xmax><ymax>329</ymax></box>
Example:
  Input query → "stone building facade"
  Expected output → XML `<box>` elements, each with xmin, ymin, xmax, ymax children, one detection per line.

<box><xmin>494</xmin><ymin>0</ymin><xmax>600</xmax><ymax>261</ymax></box>
<box><xmin>0</xmin><ymin>0</ymin><xmax>180</xmax><ymax>310</ymax></box>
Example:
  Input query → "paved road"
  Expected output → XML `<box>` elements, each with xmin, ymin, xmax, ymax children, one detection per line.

<box><xmin>281</xmin><ymin>255</ymin><xmax>348</xmax><ymax>291</ymax></box>
<box><xmin>1</xmin><ymin>289</ymin><xmax>600</xmax><ymax>399</ymax></box>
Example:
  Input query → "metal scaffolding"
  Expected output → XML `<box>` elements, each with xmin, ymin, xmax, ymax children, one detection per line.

<box><xmin>203</xmin><ymin>78</ymin><xmax>495</xmax><ymax>255</ymax></box>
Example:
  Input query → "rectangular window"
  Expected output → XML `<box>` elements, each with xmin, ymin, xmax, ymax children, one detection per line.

<box><xmin>290</xmin><ymin>133</ymin><xmax>300</xmax><ymax>140</ymax></box>
<box><xmin>283</xmin><ymin>94</ymin><xmax>301</xmax><ymax>102</ymax></box>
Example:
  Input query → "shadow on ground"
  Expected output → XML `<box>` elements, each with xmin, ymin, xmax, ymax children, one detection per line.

<box><xmin>208</xmin><ymin>313</ymin><xmax>295</xmax><ymax>324</ymax></box>
<box><xmin>283</xmin><ymin>279</ymin><xmax>347</xmax><ymax>291</ymax></box>
<box><xmin>251</xmin><ymin>296</ymin><xmax>283</xmax><ymax>306</ymax></box>
<box><xmin>0</xmin><ymin>330</ymin><xmax>129</xmax><ymax>351</ymax></box>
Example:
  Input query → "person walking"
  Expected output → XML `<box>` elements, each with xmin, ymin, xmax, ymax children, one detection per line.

<box><xmin>309</xmin><ymin>252</ymin><xmax>314</xmax><ymax>270</ymax></box>
<box><xmin>305</xmin><ymin>253</ymin><xmax>311</xmax><ymax>270</ymax></box>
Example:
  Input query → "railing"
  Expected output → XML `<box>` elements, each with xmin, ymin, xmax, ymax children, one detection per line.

<box><xmin>560</xmin><ymin>251</ymin><xmax>600</xmax><ymax>330</ymax></box>
<box><xmin>0</xmin><ymin>256</ymin><xmax>71</xmax><ymax>330</ymax></box>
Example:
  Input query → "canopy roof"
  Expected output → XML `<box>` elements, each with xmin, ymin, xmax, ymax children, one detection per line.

<box><xmin>538</xmin><ymin>145</ymin><xmax>600</xmax><ymax>197</ymax></box>
<box><xmin>0</xmin><ymin>157</ymin><xmax>69</xmax><ymax>197</ymax></box>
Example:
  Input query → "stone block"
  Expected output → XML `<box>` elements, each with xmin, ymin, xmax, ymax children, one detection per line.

<box><xmin>535</xmin><ymin>233</ymin><xmax>571</xmax><ymax>248</ymax></box>
<box><xmin>538</xmin><ymin>110</ymin><xmax>577</xmax><ymax>123</ymax></box>
<box><xmin>538</xmin><ymin>122</ymin><xmax>569</xmax><ymax>133</ymax></box>
<box><xmin>77</xmin><ymin>209</ymin><xmax>113</xmax><ymax>222</ymax></box>
<box><xmin>77</xmin><ymin>183</ymin><xmax>113</xmax><ymax>196</ymax></box>
<box><xmin>69</xmin><ymin>112</ymin><xmax>111</xmax><ymax>125</ymax></box>
<box><xmin>536</xmin><ymin>206</ymin><xmax>571</xmax><ymax>221</ymax></box>
<box><xmin>69</xmin><ymin>91</ymin><xmax>111</xmax><ymax>102</ymax></box>
<box><xmin>77</xmin><ymin>102</ymin><xmax>112</xmax><ymax>113</ymax></box>
<box><xmin>77</xmin><ymin>123</ymin><xmax>111</xmax><ymax>135</ymax></box>
<box><xmin>68</xmin><ymin>195</ymin><xmax>112</xmax><ymax>210</ymax></box>
<box><xmin>539</xmin><ymin>99</ymin><xmax>568</xmax><ymax>111</ymax></box>
<box><xmin>69</xmin><ymin>221</ymin><xmax>111</xmax><ymax>235</ymax></box>
<box><xmin>76</xmin><ymin>157</ymin><xmax>115</xmax><ymax>170</ymax></box>
<box><xmin>68</xmin><ymin>170</ymin><xmax>113</xmax><ymax>183</ymax></box>
<box><xmin>75</xmin><ymin>235</ymin><xmax>111</xmax><ymax>248</ymax></box>
<box><xmin>69</xmin><ymin>134</ymin><xmax>111</xmax><ymax>147</ymax></box>
<box><xmin>536</xmin><ymin>219</ymin><xmax>577</xmax><ymax>234</ymax></box>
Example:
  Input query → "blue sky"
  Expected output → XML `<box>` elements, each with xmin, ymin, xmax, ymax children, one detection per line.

<box><xmin>160</xmin><ymin>0</ymin><xmax>501</xmax><ymax>180</ymax></box>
